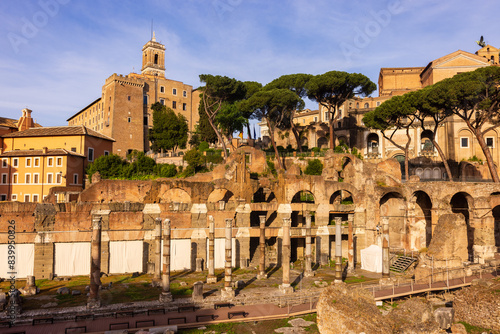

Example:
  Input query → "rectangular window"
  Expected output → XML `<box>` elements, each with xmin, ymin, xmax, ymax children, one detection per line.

<box><xmin>33</xmin><ymin>173</ymin><xmax>39</xmax><ymax>184</ymax></box>
<box><xmin>2</xmin><ymin>159</ymin><xmax>7</xmax><ymax>168</ymax></box>
<box><xmin>486</xmin><ymin>137</ymin><xmax>494</xmax><ymax>148</ymax></box>
<box><xmin>56</xmin><ymin>157</ymin><xmax>63</xmax><ymax>167</ymax></box>
<box><xmin>88</xmin><ymin>147</ymin><xmax>94</xmax><ymax>162</ymax></box>
<box><xmin>34</xmin><ymin>157</ymin><xmax>40</xmax><ymax>167</ymax></box>
<box><xmin>172</xmin><ymin>101</ymin><xmax>177</xmax><ymax>109</ymax></box>
<box><xmin>47</xmin><ymin>173</ymin><xmax>53</xmax><ymax>184</ymax></box>
<box><xmin>160</xmin><ymin>86</ymin><xmax>165</xmax><ymax>93</ymax></box>
<box><xmin>25</xmin><ymin>173</ymin><xmax>30</xmax><ymax>184</ymax></box>
<box><xmin>183</xmin><ymin>90</ymin><xmax>187</xmax><ymax>97</ymax></box>
<box><xmin>13</xmin><ymin>158</ymin><xmax>18</xmax><ymax>167</ymax></box>
<box><xmin>127</xmin><ymin>96</ymin><xmax>131</xmax><ymax>101</ymax></box>
<box><xmin>324</xmin><ymin>112</ymin><xmax>329</xmax><ymax>121</ymax></box>
<box><xmin>461</xmin><ymin>137</ymin><xmax>469</xmax><ymax>148</ymax></box>
<box><xmin>172</xmin><ymin>88</ymin><xmax>177</xmax><ymax>95</ymax></box>
<box><xmin>160</xmin><ymin>98</ymin><xmax>165</xmax><ymax>105</ymax></box>
<box><xmin>127</xmin><ymin>117</ymin><xmax>131</xmax><ymax>123</ymax></box>
<box><xmin>182</xmin><ymin>103</ymin><xmax>187</xmax><ymax>111</ymax></box>
<box><xmin>12</xmin><ymin>174</ymin><xmax>18</xmax><ymax>184</ymax></box>
<box><xmin>1</xmin><ymin>174</ymin><xmax>7</xmax><ymax>184</ymax></box>
<box><xmin>56</xmin><ymin>173</ymin><xmax>62</xmax><ymax>184</ymax></box>
<box><xmin>143</xmin><ymin>95</ymin><xmax>149</xmax><ymax>105</ymax></box>
<box><xmin>32</xmin><ymin>194</ymin><xmax>39</xmax><ymax>202</ymax></box>
<box><xmin>144</xmin><ymin>116</ymin><xmax>148</xmax><ymax>125</ymax></box>
<box><xmin>104</xmin><ymin>150</ymin><xmax>109</xmax><ymax>156</ymax></box>
<box><xmin>314</xmin><ymin>117</ymin><xmax>318</xmax><ymax>122</ymax></box>
<box><xmin>73</xmin><ymin>174</ymin><xmax>78</xmax><ymax>184</ymax></box>
<box><xmin>26</xmin><ymin>158</ymin><xmax>31</xmax><ymax>167</ymax></box>
<box><xmin>0</xmin><ymin>194</ymin><xmax>6</xmax><ymax>201</ymax></box>
<box><xmin>24</xmin><ymin>194</ymin><xmax>30</xmax><ymax>202</ymax></box>
<box><xmin>71</xmin><ymin>147</ymin><xmax>76</xmax><ymax>152</ymax></box>
<box><xmin>11</xmin><ymin>194</ymin><xmax>17</xmax><ymax>201</ymax></box>
<box><xmin>47</xmin><ymin>157</ymin><xmax>53</xmax><ymax>167</ymax></box>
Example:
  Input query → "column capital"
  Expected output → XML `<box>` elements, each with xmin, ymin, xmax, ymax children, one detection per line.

<box><xmin>225</xmin><ymin>218</ymin><xmax>233</xmax><ymax>228</ymax></box>
<box><xmin>163</xmin><ymin>218</ymin><xmax>171</xmax><ymax>230</ymax></box>
<box><xmin>92</xmin><ymin>216</ymin><xmax>102</xmax><ymax>230</ymax></box>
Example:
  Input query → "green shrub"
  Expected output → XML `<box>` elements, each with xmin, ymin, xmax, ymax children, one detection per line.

<box><xmin>198</xmin><ymin>141</ymin><xmax>209</xmax><ymax>152</ymax></box>
<box><xmin>304</xmin><ymin>159</ymin><xmax>323</xmax><ymax>175</ymax></box>
<box><xmin>266</xmin><ymin>159</ymin><xmax>277</xmax><ymax>177</ymax></box>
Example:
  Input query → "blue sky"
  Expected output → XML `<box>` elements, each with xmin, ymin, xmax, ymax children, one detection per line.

<box><xmin>1</xmin><ymin>0</ymin><xmax>499</xmax><ymax>127</ymax></box>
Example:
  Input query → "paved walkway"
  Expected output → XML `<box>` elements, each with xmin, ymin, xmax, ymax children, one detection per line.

<box><xmin>1</xmin><ymin>300</ymin><xmax>317</xmax><ymax>334</ymax></box>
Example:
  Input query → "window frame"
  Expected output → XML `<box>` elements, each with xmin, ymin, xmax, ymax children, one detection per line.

<box><xmin>172</xmin><ymin>88</ymin><xmax>177</xmax><ymax>96</ymax></box>
<box><xmin>88</xmin><ymin>147</ymin><xmax>94</xmax><ymax>162</ymax></box>
<box><xmin>25</xmin><ymin>173</ymin><xmax>31</xmax><ymax>184</ymax></box>
<box><xmin>33</xmin><ymin>173</ymin><xmax>39</xmax><ymax>184</ymax></box>
<box><xmin>47</xmin><ymin>173</ymin><xmax>53</xmax><ymax>184</ymax></box>
<box><xmin>12</xmin><ymin>173</ymin><xmax>18</xmax><ymax>184</ymax></box>
<box><xmin>11</xmin><ymin>194</ymin><xmax>17</xmax><ymax>201</ymax></box>
<box><xmin>13</xmin><ymin>158</ymin><xmax>18</xmax><ymax>167</ymax></box>
<box><xmin>460</xmin><ymin>137</ymin><xmax>469</xmax><ymax>148</ymax></box>
<box><xmin>34</xmin><ymin>157</ymin><xmax>40</xmax><ymax>167</ymax></box>
<box><xmin>47</xmin><ymin>157</ymin><xmax>54</xmax><ymax>167</ymax></box>
<box><xmin>56</xmin><ymin>157</ymin><xmax>63</xmax><ymax>167</ymax></box>
<box><xmin>486</xmin><ymin>137</ymin><xmax>494</xmax><ymax>148</ymax></box>
<box><xmin>25</xmin><ymin>157</ymin><xmax>32</xmax><ymax>168</ymax></box>
<box><xmin>1</xmin><ymin>173</ymin><xmax>7</xmax><ymax>184</ymax></box>
<box><xmin>1</xmin><ymin>158</ymin><xmax>7</xmax><ymax>168</ymax></box>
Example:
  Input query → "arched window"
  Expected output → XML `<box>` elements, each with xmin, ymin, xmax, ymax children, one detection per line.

<box><xmin>367</xmin><ymin>133</ymin><xmax>379</xmax><ymax>154</ymax></box>
<box><xmin>154</xmin><ymin>54</ymin><xmax>158</xmax><ymax>65</ymax></box>
<box><xmin>364</xmin><ymin>103</ymin><xmax>369</xmax><ymax>109</ymax></box>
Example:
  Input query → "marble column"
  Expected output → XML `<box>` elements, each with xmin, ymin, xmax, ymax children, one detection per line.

<box><xmin>348</xmin><ymin>213</ymin><xmax>355</xmax><ymax>273</ymax></box>
<box><xmin>221</xmin><ymin>218</ymin><xmax>235</xmax><ymax>299</ymax></box>
<box><xmin>382</xmin><ymin>217</ymin><xmax>390</xmax><ymax>278</ymax></box>
<box><xmin>279</xmin><ymin>218</ymin><xmax>294</xmax><ymax>294</ymax></box>
<box><xmin>154</xmin><ymin>217</ymin><xmax>162</xmax><ymax>281</ymax></box>
<box><xmin>304</xmin><ymin>213</ymin><xmax>314</xmax><ymax>277</ymax></box>
<box><xmin>87</xmin><ymin>215</ymin><xmax>102</xmax><ymax>309</ymax></box>
<box><xmin>257</xmin><ymin>215</ymin><xmax>267</xmax><ymax>279</ymax></box>
<box><xmin>335</xmin><ymin>217</ymin><xmax>342</xmax><ymax>283</ymax></box>
<box><xmin>160</xmin><ymin>219</ymin><xmax>173</xmax><ymax>303</ymax></box>
<box><xmin>207</xmin><ymin>216</ymin><xmax>217</xmax><ymax>283</ymax></box>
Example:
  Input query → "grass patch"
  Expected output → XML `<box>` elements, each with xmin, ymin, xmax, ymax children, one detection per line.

<box><xmin>457</xmin><ymin>321</ymin><xmax>492</xmax><ymax>334</ymax></box>
<box><xmin>344</xmin><ymin>275</ymin><xmax>369</xmax><ymax>284</ymax></box>
<box><xmin>170</xmin><ymin>282</ymin><xmax>193</xmax><ymax>296</ymax></box>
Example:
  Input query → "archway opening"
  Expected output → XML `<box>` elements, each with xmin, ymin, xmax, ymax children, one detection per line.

<box><xmin>492</xmin><ymin>206</ymin><xmax>500</xmax><ymax>248</ymax></box>
<box><xmin>450</xmin><ymin>192</ymin><xmax>474</xmax><ymax>260</ymax></box>
<box><xmin>411</xmin><ymin>191</ymin><xmax>433</xmax><ymax>250</ymax></box>
<box><xmin>380</xmin><ymin>192</ymin><xmax>406</xmax><ymax>249</ymax></box>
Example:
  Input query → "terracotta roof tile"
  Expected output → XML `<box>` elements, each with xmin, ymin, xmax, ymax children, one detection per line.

<box><xmin>0</xmin><ymin>148</ymin><xmax>85</xmax><ymax>158</ymax></box>
<box><xmin>1</xmin><ymin>125</ymin><xmax>115</xmax><ymax>141</ymax></box>
<box><xmin>0</xmin><ymin>117</ymin><xmax>18</xmax><ymax>128</ymax></box>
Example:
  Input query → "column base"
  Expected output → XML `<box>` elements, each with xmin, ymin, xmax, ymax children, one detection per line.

<box><xmin>334</xmin><ymin>279</ymin><xmax>343</xmax><ymax>284</ymax></box>
<box><xmin>151</xmin><ymin>279</ymin><xmax>162</xmax><ymax>288</ymax></box>
<box><xmin>206</xmin><ymin>275</ymin><xmax>217</xmax><ymax>284</ymax></box>
<box><xmin>220</xmin><ymin>287</ymin><xmax>235</xmax><ymax>299</ymax></box>
<box><xmin>304</xmin><ymin>270</ymin><xmax>315</xmax><ymax>277</ymax></box>
<box><xmin>257</xmin><ymin>272</ymin><xmax>268</xmax><ymax>279</ymax></box>
<box><xmin>159</xmin><ymin>291</ymin><xmax>173</xmax><ymax>303</ymax></box>
<box><xmin>86</xmin><ymin>298</ymin><xmax>101</xmax><ymax>309</ymax></box>
<box><xmin>279</xmin><ymin>283</ymin><xmax>294</xmax><ymax>294</ymax></box>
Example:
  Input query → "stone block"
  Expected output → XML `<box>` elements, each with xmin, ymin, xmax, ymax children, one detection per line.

<box><xmin>192</xmin><ymin>281</ymin><xmax>204</xmax><ymax>301</ymax></box>
<box><xmin>196</xmin><ymin>258</ymin><xmax>204</xmax><ymax>272</ymax></box>
<box><xmin>450</xmin><ymin>323</ymin><xmax>467</xmax><ymax>334</ymax></box>
<box><xmin>57</xmin><ymin>287</ymin><xmax>70</xmax><ymax>295</ymax></box>
<box><xmin>221</xmin><ymin>287</ymin><xmax>235</xmax><ymax>299</ymax></box>
<box><xmin>434</xmin><ymin>307</ymin><xmax>454</xmax><ymax>329</ymax></box>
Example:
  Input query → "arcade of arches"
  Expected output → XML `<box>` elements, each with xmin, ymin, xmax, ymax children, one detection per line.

<box><xmin>4</xmin><ymin>147</ymin><xmax>500</xmax><ymax>280</ymax></box>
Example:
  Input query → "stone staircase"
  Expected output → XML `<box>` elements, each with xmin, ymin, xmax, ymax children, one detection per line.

<box><xmin>390</xmin><ymin>256</ymin><xmax>417</xmax><ymax>273</ymax></box>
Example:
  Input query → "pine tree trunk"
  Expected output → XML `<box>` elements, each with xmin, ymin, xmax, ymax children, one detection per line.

<box><xmin>475</xmin><ymin>129</ymin><xmax>500</xmax><ymax>182</ymax></box>
<box><xmin>267</xmin><ymin>119</ymin><xmax>284</xmax><ymax>170</ymax></box>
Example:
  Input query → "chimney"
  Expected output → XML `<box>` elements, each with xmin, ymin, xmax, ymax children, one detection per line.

<box><xmin>18</xmin><ymin>108</ymin><xmax>35</xmax><ymax>131</ymax></box>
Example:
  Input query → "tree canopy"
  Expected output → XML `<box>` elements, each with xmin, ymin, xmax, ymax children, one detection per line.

<box><xmin>265</xmin><ymin>74</ymin><xmax>312</xmax><ymax>151</ymax></box>
<box><xmin>306</xmin><ymin>71</ymin><xmax>376</xmax><ymax>149</ymax></box>
<box><xmin>149</xmin><ymin>102</ymin><xmax>188</xmax><ymax>153</ymax></box>
<box><xmin>199</xmin><ymin>74</ymin><xmax>247</xmax><ymax>158</ymax></box>
<box><xmin>240</xmin><ymin>88</ymin><xmax>303</xmax><ymax>169</ymax></box>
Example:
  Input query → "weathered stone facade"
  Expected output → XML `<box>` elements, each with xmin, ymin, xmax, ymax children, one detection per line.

<box><xmin>0</xmin><ymin>147</ymin><xmax>499</xmax><ymax>281</ymax></box>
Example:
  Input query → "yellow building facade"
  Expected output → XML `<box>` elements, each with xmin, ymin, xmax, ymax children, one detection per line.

<box><xmin>0</xmin><ymin>109</ymin><xmax>114</xmax><ymax>202</ymax></box>
<box><xmin>67</xmin><ymin>34</ymin><xmax>201</xmax><ymax>157</ymax></box>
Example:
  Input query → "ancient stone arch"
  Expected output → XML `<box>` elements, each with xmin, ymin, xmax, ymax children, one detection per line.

<box><xmin>450</xmin><ymin>192</ymin><xmax>475</xmax><ymax>260</ymax></box>
<box><xmin>380</xmin><ymin>191</ymin><xmax>406</xmax><ymax>249</ymax></box>
<box><xmin>408</xmin><ymin>191</ymin><xmax>433</xmax><ymax>250</ymax></box>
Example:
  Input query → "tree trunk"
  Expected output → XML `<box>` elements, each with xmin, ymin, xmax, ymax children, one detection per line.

<box><xmin>203</xmin><ymin>95</ymin><xmax>228</xmax><ymax>159</ymax></box>
<box><xmin>329</xmin><ymin>119</ymin><xmax>335</xmax><ymax>149</ymax></box>
<box><xmin>431</xmin><ymin>138</ymin><xmax>453</xmax><ymax>181</ymax></box>
<box><xmin>475</xmin><ymin>128</ymin><xmax>500</xmax><ymax>182</ymax></box>
<box><xmin>404</xmin><ymin>127</ymin><xmax>411</xmax><ymax>181</ymax></box>
<box><xmin>267</xmin><ymin>118</ymin><xmax>284</xmax><ymax>170</ymax></box>
<box><xmin>291</xmin><ymin>124</ymin><xmax>302</xmax><ymax>153</ymax></box>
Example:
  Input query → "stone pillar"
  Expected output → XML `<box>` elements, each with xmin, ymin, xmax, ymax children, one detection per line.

<box><xmin>335</xmin><ymin>217</ymin><xmax>342</xmax><ymax>283</ymax></box>
<box><xmin>192</xmin><ymin>281</ymin><xmax>204</xmax><ymax>301</ymax></box>
<box><xmin>207</xmin><ymin>216</ymin><xmax>217</xmax><ymax>283</ymax></box>
<box><xmin>87</xmin><ymin>216</ymin><xmax>102</xmax><ymax>309</ymax></box>
<box><xmin>382</xmin><ymin>217</ymin><xmax>390</xmax><ymax>278</ymax></box>
<box><xmin>279</xmin><ymin>218</ymin><xmax>294</xmax><ymax>294</ymax></box>
<box><xmin>315</xmin><ymin>204</ymin><xmax>330</xmax><ymax>265</ymax></box>
<box><xmin>304</xmin><ymin>213</ymin><xmax>314</xmax><ymax>277</ymax></box>
<box><xmin>348</xmin><ymin>213</ymin><xmax>354</xmax><ymax>273</ymax></box>
<box><xmin>154</xmin><ymin>217</ymin><xmax>162</xmax><ymax>281</ymax></box>
<box><xmin>257</xmin><ymin>215</ymin><xmax>267</xmax><ymax>279</ymax></box>
<box><xmin>33</xmin><ymin>233</ymin><xmax>54</xmax><ymax>280</ymax></box>
<box><xmin>160</xmin><ymin>219</ymin><xmax>173</xmax><ymax>303</ymax></box>
<box><xmin>221</xmin><ymin>218</ymin><xmax>235</xmax><ymax>299</ymax></box>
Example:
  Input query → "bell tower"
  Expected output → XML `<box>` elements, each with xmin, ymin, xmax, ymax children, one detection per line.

<box><xmin>141</xmin><ymin>32</ymin><xmax>166</xmax><ymax>77</ymax></box>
